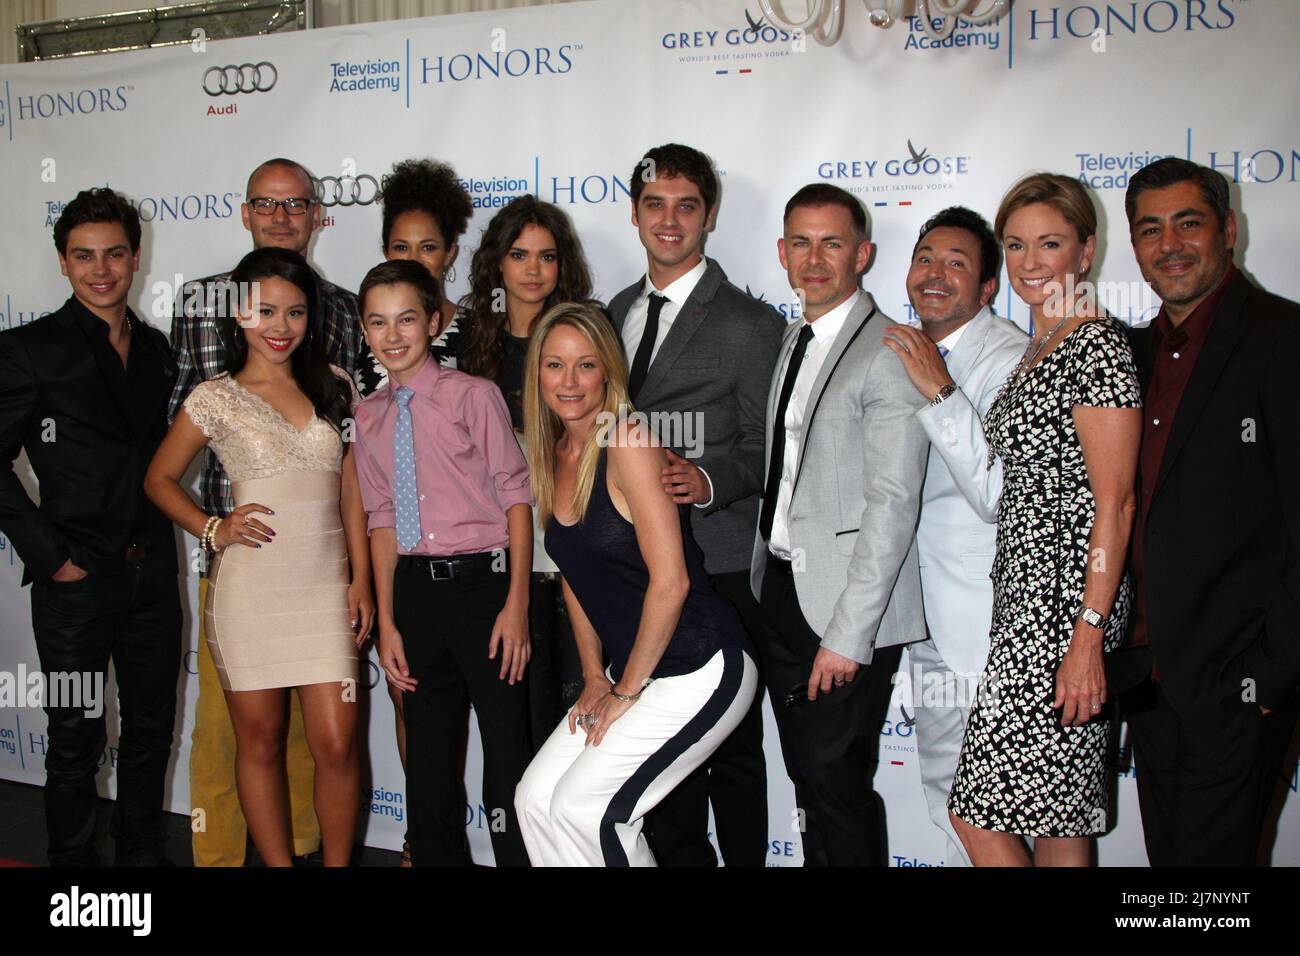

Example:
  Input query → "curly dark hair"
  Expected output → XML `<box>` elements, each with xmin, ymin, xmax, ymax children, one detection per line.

<box><xmin>459</xmin><ymin>195</ymin><xmax>595</xmax><ymax>381</ymax></box>
<box><xmin>53</xmin><ymin>187</ymin><xmax>141</xmax><ymax>255</ymax></box>
<box><xmin>379</xmin><ymin>158</ymin><xmax>474</xmax><ymax>251</ymax></box>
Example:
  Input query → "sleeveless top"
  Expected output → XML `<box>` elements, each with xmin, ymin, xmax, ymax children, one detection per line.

<box><xmin>544</xmin><ymin>450</ymin><xmax>746</xmax><ymax>681</ymax></box>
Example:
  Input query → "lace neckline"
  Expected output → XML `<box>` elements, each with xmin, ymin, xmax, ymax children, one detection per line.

<box><xmin>223</xmin><ymin>374</ymin><xmax>317</xmax><ymax>435</ymax></box>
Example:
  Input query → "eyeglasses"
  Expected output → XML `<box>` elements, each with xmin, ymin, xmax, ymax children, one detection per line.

<box><xmin>247</xmin><ymin>197</ymin><xmax>315</xmax><ymax>216</ymax></box>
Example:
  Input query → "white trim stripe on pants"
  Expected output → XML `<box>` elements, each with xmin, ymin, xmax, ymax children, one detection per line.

<box><xmin>515</xmin><ymin>645</ymin><xmax>757</xmax><ymax>866</ymax></box>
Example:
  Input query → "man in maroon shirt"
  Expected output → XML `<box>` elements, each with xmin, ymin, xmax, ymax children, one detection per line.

<box><xmin>1123</xmin><ymin>157</ymin><xmax>1300</xmax><ymax>866</ymax></box>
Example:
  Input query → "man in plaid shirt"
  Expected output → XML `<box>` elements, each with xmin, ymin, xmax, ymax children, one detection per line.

<box><xmin>168</xmin><ymin>157</ymin><xmax>371</xmax><ymax>866</ymax></box>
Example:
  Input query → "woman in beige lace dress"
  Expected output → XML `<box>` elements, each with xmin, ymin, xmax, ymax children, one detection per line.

<box><xmin>145</xmin><ymin>248</ymin><xmax>373</xmax><ymax>866</ymax></box>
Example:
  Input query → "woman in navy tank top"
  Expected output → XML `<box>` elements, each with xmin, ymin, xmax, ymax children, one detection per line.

<box><xmin>513</xmin><ymin>303</ymin><xmax>758</xmax><ymax>866</ymax></box>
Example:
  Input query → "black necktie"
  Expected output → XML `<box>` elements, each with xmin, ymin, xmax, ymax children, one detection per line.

<box><xmin>759</xmin><ymin>323</ymin><xmax>815</xmax><ymax>541</ymax></box>
<box><xmin>628</xmin><ymin>292</ymin><xmax>667</xmax><ymax>401</ymax></box>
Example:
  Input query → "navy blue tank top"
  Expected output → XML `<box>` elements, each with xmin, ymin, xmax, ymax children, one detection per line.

<box><xmin>544</xmin><ymin>450</ymin><xmax>747</xmax><ymax>681</ymax></box>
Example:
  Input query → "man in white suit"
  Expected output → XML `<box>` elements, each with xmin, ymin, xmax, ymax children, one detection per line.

<box><xmin>750</xmin><ymin>184</ymin><xmax>929</xmax><ymax>866</ymax></box>
<box><xmin>882</xmin><ymin>207</ymin><xmax>1028</xmax><ymax>866</ymax></box>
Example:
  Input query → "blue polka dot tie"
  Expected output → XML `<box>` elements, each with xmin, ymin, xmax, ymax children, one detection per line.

<box><xmin>393</xmin><ymin>386</ymin><xmax>422</xmax><ymax>551</ymax></box>
<box><xmin>938</xmin><ymin>345</ymin><xmax>950</xmax><ymax>359</ymax></box>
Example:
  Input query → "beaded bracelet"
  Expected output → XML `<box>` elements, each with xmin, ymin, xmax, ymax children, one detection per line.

<box><xmin>201</xmin><ymin>514</ymin><xmax>221</xmax><ymax>552</ymax></box>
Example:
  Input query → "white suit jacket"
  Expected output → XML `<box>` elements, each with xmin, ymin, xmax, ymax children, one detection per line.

<box><xmin>913</xmin><ymin>307</ymin><xmax>1028</xmax><ymax>677</ymax></box>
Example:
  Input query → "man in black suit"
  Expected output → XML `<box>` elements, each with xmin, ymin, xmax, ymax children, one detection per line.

<box><xmin>1123</xmin><ymin>157</ymin><xmax>1300</xmax><ymax>866</ymax></box>
<box><xmin>0</xmin><ymin>188</ymin><xmax>180</xmax><ymax>866</ymax></box>
<box><xmin>607</xmin><ymin>143</ymin><xmax>784</xmax><ymax>866</ymax></box>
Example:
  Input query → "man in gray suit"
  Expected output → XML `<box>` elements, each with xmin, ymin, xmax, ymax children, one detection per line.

<box><xmin>882</xmin><ymin>207</ymin><xmax>1028</xmax><ymax>866</ymax></box>
<box><xmin>607</xmin><ymin>143</ymin><xmax>784</xmax><ymax>866</ymax></box>
<box><xmin>750</xmin><ymin>183</ymin><xmax>929</xmax><ymax>866</ymax></box>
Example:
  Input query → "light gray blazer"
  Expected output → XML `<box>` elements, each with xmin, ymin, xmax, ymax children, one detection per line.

<box><xmin>749</xmin><ymin>292</ymin><xmax>929</xmax><ymax>663</ymax></box>
<box><xmin>913</xmin><ymin>307</ymin><xmax>1028</xmax><ymax>677</ymax></box>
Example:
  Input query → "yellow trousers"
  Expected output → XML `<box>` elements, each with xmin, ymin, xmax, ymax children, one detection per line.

<box><xmin>190</xmin><ymin>578</ymin><xmax>321</xmax><ymax>865</ymax></box>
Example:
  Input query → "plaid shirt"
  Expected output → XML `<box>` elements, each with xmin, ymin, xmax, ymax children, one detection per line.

<box><xmin>167</xmin><ymin>269</ymin><xmax>372</xmax><ymax>519</ymax></box>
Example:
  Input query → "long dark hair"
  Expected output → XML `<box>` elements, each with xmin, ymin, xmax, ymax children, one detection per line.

<box><xmin>460</xmin><ymin>194</ymin><xmax>595</xmax><ymax>381</ymax></box>
<box><xmin>220</xmin><ymin>247</ymin><xmax>350</xmax><ymax>433</ymax></box>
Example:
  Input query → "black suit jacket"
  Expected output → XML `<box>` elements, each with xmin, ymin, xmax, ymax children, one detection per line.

<box><xmin>607</xmin><ymin>258</ymin><xmax>784</xmax><ymax>575</ymax></box>
<box><xmin>0</xmin><ymin>298</ymin><xmax>179</xmax><ymax>586</ymax></box>
<box><xmin>1130</xmin><ymin>271</ymin><xmax>1300</xmax><ymax>711</ymax></box>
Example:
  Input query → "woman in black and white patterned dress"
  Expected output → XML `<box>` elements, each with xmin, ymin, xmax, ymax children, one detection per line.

<box><xmin>947</xmin><ymin>174</ymin><xmax>1142</xmax><ymax>866</ymax></box>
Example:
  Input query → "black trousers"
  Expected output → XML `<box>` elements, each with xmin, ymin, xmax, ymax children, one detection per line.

<box><xmin>524</xmin><ymin>572</ymin><xmax>583</xmax><ymax>754</ymax></box>
<box><xmin>29</xmin><ymin>562</ymin><xmax>181</xmax><ymax>867</ymax></box>
<box><xmin>757</xmin><ymin>561</ymin><xmax>902</xmax><ymax>867</ymax></box>
<box><xmin>393</xmin><ymin>559</ymin><xmax>531</xmax><ymax>867</ymax></box>
<box><xmin>1128</xmin><ymin>678</ymin><xmax>1267</xmax><ymax>866</ymax></box>
<box><xmin>644</xmin><ymin>569</ymin><xmax>769</xmax><ymax>867</ymax></box>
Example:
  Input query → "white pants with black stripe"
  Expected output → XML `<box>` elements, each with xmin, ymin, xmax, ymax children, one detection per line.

<box><xmin>515</xmin><ymin>645</ymin><xmax>757</xmax><ymax>866</ymax></box>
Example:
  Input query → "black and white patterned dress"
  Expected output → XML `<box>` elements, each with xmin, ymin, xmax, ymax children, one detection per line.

<box><xmin>947</xmin><ymin>317</ymin><xmax>1141</xmax><ymax>837</ymax></box>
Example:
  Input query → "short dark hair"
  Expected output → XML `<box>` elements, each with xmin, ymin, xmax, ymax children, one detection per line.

<box><xmin>783</xmin><ymin>183</ymin><xmax>868</xmax><ymax>240</ymax></box>
<box><xmin>359</xmin><ymin>259</ymin><xmax>442</xmax><ymax>320</ymax></box>
<box><xmin>628</xmin><ymin>143</ymin><xmax>719</xmax><ymax>216</ymax></box>
<box><xmin>1125</xmin><ymin>157</ymin><xmax>1231</xmax><ymax>230</ymax></box>
<box><xmin>53</xmin><ymin>187</ymin><xmax>141</xmax><ymax>255</ymax></box>
<box><xmin>245</xmin><ymin>157</ymin><xmax>315</xmax><ymax>201</ymax></box>
<box><xmin>380</xmin><ymin>158</ymin><xmax>474</xmax><ymax>249</ymax></box>
<box><xmin>913</xmin><ymin>206</ymin><xmax>1000</xmax><ymax>287</ymax></box>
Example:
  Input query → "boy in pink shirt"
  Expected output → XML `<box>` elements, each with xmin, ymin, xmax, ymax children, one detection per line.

<box><xmin>353</xmin><ymin>259</ymin><xmax>533</xmax><ymax>866</ymax></box>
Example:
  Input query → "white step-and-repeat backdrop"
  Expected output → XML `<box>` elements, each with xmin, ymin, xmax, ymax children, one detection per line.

<box><xmin>0</xmin><ymin>0</ymin><xmax>1296</xmax><ymax>865</ymax></box>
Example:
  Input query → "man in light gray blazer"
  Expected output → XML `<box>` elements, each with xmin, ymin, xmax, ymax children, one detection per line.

<box><xmin>608</xmin><ymin>143</ymin><xmax>784</xmax><ymax>867</ymax></box>
<box><xmin>883</xmin><ymin>207</ymin><xmax>1028</xmax><ymax>866</ymax></box>
<box><xmin>749</xmin><ymin>183</ymin><xmax>929</xmax><ymax>866</ymax></box>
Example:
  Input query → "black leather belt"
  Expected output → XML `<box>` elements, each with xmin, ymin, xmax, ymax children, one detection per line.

<box><xmin>398</xmin><ymin>550</ymin><xmax>505</xmax><ymax>580</ymax></box>
<box><xmin>124</xmin><ymin>543</ymin><xmax>152</xmax><ymax>562</ymax></box>
<box><xmin>766</xmin><ymin>553</ymin><xmax>794</xmax><ymax>576</ymax></box>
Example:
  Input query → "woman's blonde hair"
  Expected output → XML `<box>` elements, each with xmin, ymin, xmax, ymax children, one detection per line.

<box><xmin>995</xmin><ymin>172</ymin><xmax>1098</xmax><ymax>245</ymax></box>
<box><xmin>523</xmin><ymin>302</ymin><xmax>631</xmax><ymax>526</ymax></box>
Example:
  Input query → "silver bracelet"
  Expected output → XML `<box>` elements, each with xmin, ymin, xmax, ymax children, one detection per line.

<box><xmin>610</xmin><ymin>678</ymin><xmax>651</xmax><ymax>703</ymax></box>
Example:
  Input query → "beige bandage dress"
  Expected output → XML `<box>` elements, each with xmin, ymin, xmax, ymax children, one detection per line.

<box><xmin>183</xmin><ymin>370</ymin><xmax>358</xmax><ymax>692</ymax></box>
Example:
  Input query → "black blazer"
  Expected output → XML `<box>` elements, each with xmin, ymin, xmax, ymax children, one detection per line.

<box><xmin>0</xmin><ymin>298</ymin><xmax>179</xmax><ymax>586</ymax></box>
<box><xmin>1130</xmin><ymin>271</ymin><xmax>1300</xmax><ymax>710</ymax></box>
<box><xmin>607</xmin><ymin>258</ymin><xmax>784</xmax><ymax>575</ymax></box>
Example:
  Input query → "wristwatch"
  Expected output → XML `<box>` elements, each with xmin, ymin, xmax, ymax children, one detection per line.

<box><xmin>930</xmin><ymin>383</ymin><xmax>957</xmax><ymax>407</ymax></box>
<box><xmin>1078</xmin><ymin>607</ymin><xmax>1108</xmax><ymax>630</ymax></box>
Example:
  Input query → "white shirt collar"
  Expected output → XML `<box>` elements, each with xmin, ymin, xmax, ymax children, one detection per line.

<box><xmin>803</xmin><ymin>289</ymin><xmax>861</xmax><ymax>344</ymax></box>
<box><xmin>643</xmin><ymin>257</ymin><xmax>707</xmax><ymax>307</ymax></box>
<box><xmin>934</xmin><ymin>306</ymin><xmax>989</xmax><ymax>355</ymax></box>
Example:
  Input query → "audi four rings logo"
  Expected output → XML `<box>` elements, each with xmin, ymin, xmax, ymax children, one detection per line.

<box><xmin>315</xmin><ymin>174</ymin><xmax>381</xmax><ymax>207</ymax></box>
<box><xmin>203</xmin><ymin>62</ymin><xmax>278</xmax><ymax>96</ymax></box>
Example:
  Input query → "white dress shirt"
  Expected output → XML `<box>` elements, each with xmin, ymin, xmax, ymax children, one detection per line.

<box><xmin>620</xmin><ymin>257</ymin><xmax>708</xmax><ymax>369</ymax></box>
<box><xmin>934</xmin><ymin>317</ymin><xmax>970</xmax><ymax>357</ymax></box>
<box><xmin>769</xmin><ymin>290</ymin><xmax>861</xmax><ymax>559</ymax></box>
<box><xmin>622</xmin><ymin>257</ymin><xmax>715</xmax><ymax>507</ymax></box>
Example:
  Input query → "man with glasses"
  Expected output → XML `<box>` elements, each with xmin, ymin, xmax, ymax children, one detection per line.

<box><xmin>168</xmin><ymin>157</ymin><xmax>368</xmax><ymax>866</ymax></box>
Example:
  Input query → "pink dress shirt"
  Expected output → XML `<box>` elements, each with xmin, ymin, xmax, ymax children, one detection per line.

<box><xmin>353</xmin><ymin>356</ymin><xmax>531</xmax><ymax>556</ymax></box>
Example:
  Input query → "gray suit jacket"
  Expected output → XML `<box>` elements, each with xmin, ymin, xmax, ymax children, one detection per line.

<box><xmin>608</xmin><ymin>258</ymin><xmax>784</xmax><ymax>574</ymax></box>
<box><xmin>749</xmin><ymin>292</ymin><xmax>929</xmax><ymax>663</ymax></box>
